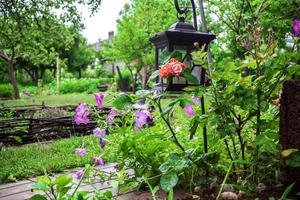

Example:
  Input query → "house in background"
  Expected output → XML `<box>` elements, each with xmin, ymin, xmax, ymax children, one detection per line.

<box><xmin>91</xmin><ymin>31</ymin><xmax>125</xmax><ymax>77</ymax></box>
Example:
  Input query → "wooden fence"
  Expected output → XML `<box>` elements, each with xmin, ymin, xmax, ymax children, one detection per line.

<box><xmin>0</xmin><ymin>104</ymin><xmax>110</xmax><ymax>146</ymax></box>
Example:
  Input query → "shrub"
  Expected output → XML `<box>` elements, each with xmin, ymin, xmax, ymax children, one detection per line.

<box><xmin>59</xmin><ymin>78</ymin><xmax>111</xmax><ymax>94</ymax></box>
<box><xmin>20</xmin><ymin>86</ymin><xmax>37</xmax><ymax>95</ymax></box>
<box><xmin>114</xmin><ymin>68</ymin><xmax>132</xmax><ymax>91</ymax></box>
<box><xmin>0</xmin><ymin>84</ymin><xmax>13</xmax><ymax>99</ymax></box>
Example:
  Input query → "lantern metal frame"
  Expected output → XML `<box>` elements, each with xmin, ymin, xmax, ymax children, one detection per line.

<box><xmin>150</xmin><ymin>0</ymin><xmax>216</xmax><ymax>91</ymax></box>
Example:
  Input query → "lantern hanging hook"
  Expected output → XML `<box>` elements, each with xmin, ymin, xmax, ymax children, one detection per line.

<box><xmin>174</xmin><ymin>0</ymin><xmax>198</xmax><ymax>31</ymax></box>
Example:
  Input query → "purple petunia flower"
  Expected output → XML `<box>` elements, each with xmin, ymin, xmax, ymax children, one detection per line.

<box><xmin>92</xmin><ymin>157</ymin><xmax>105</xmax><ymax>166</ymax></box>
<box><xmin>134</xmin><ymin>110</ymin><xmax>153</xmax><ymax>128</ymax></box>
<box><xmin>74</xmin><ymin>103</ymin><xmax>90</xmax><ymax>125</ymax></box>
<box><xmin>75</xmin><ymin>170</ymin><xmax>83</xmax><ymax>180</ymax></box>
<box><xmin>105</xmin><ymin>108</ymin><xmax>118</xmax><ymax>123</ymax></box>
<box><xmin>185</xmin><ymin>104</ymin><xmax>195</xmax><ymax>117</ymax></box>
<box><xmin>293</xmin><ymin>19</ymin><xmax>300</xmax><ymax>37</ymax></box>
<box><xmin>75</xmin><ymin>148</ymin><xmax>87</xmax><ymax>157</ymax></box>
<box><xmin>99</xmin><ymin>138</ymin><xmax>106</xmax><ymax>149</ymax></box>
<box><xmin>94</xmin><ymin>93</ymin><xmax>104</xmax><ymax>109</ymax></box>
<box><xmin>23</xmin><ymin>90</ymin><xmax>31</xmax><ymax>97</ymax></box>
<box><xmin>192</xmin><ymin>96</ymin><xmax>202</xmax><ymax>103</ymax></box>
<box><xmin>93</xmin><ymin>128</ymin><xmax>106</xmax><ymax>138</ymax></box>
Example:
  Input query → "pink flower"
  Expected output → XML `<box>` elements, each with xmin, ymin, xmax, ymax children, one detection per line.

<box><xmin>94</xmin><ymin>93</ymin><xmax>104</xmax><ymax>109</ymax></box>
<box><xmin>93</xmin><ymin>128</ymin><xmax>106</xmax><ymax>138</ymax></box>
<box><xmin>105</xmin><ymin>108</ymin><xmax>118</xmax><ymax>123</ymax></box>
<box><xmin>75</xmin><ymin>148</ymin><xmax>87</xmax><ymax>157</ymax></box>
<box><xmin>192</xmin><ymin>96</ymin><xmax>202</xmax><ymax>103</ymax></box>
<box><xmin>185</xmin><ymin>104</ymin><xmax>195</xmax><ymax>117</ymax></box>
<box><xmin>23</xmin><ymin>90</ymin><xmax>31</xmax><ymax>97</ymax></box>
<box><xmin>169</xmin><ymin>61</ymin><xmax>184</xmax><ymax>76</ymax></box>
<box><xmin>74</xmin><ymin>103</ymin><xmax>90</xmax><ymax>125</ymax></box>
<box><xmin>75</xmin><ymin>170</ymin><xmax>83</xmax><ymax>179</ymax></box>
<box><xmin>92</xmin><ymin>157</ymin><xmax>105</xmax><ymax>166</ymax></box>
<box><xmin>99</xmin><ymin>138</ymin><xmax>106</xmax><ymax>148</ymax></box>
<box><xmin>134</xmin><ymin>110</ymin><xmax>153</xmax><ymax>127</ymax></box>
<box><xmin>293</xmin><ymin>19</ymin><xmax>300</xmax><ymax>37</ymax></box>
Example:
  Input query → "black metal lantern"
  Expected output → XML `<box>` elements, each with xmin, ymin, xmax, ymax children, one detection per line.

<box><xmin>149</xmin><ymin>0</ymin><xmax>216</xmax><ymax>91</ymax></box>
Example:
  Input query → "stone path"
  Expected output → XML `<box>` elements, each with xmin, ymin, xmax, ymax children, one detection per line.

<box><xmin>0</xmin><ymin>163</ymin><xmax>136</xmax><ymax>200</ymax></box>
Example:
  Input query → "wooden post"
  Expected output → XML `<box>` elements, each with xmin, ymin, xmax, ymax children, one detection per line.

<box><xmin>280</xmin><ymin>80</ymin><xmax>300</xmax><ymax>193</ymax></box>
<box><xmin>56</xmin><ymin>54</ymin><xmax>60</xmax><ymax>94</ymax></box>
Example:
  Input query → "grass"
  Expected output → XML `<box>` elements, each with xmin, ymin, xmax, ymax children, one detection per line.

<box><xmin>0</xmin><ymin>135</ymin><xmax>119</xmax><ymax>184</ymax></box>
<box><xmin>0</xmin><ymin>93</ymin><xmax>113</xmax><ymax>107</ymax></box>
<box><xmin>0</xmin><ymin>92</ymin><xmax>117</xmax><ymax>183</ymax></box>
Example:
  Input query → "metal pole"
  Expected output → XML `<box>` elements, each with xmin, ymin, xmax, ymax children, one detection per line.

<box><xmin>198</xmin><ymin>0</ymin><xmax>211</xmax><ymax>154</ymax></box>
<box><xmin>198</xmin><ymin>0</ymin><xmax>213</xmax><ymax>65</ymax></box>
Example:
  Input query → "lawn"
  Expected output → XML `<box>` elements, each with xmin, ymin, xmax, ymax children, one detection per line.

<box><xmin>0</xmin><ymin>93</ymin><xmax>114</xmax><ymax>107</ymax></box>
<box><xmin>0</xmin><ymin>135</ymin><xmax>119</xmax><ymax>183</ymax></box>
<box><xmin>0</xmin><ymin>92</ymin><xmax>118</xmax><ymax>183</ymax></box>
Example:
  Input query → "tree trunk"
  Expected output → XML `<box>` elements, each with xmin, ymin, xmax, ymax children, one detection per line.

<box><xmin>56</xmin><ymin>54</ymin><xmax>60</xmax><ymax>94</ymax></box>
<box><xmin>142</xmin><ymin>66</ymin><xmax>148</xmax><ymax>89</ymax></box>
<box><xmin>132</xmin><ymin>73</ymin><xmax>138</xmax><ymax>94</ymax></box>
<box><xmin>7</xmin><ymin>58</ymin><xmax>20</xmax><ymax>99</ymax></box>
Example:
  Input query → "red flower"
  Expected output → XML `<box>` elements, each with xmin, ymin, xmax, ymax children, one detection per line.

<box><xmin>160</xmin><ymin>64</ymin><xmax>172</xmax><ymax>78</ymax></box>
<box><xmin>169</xmin><ymin>58</ymin><xmax>178</xmax><ymax>63</ymax></box>
<box><xmin>159</xmin><ymin>58</ymin><xmax>186</xmax><ymax>78</ymax></box>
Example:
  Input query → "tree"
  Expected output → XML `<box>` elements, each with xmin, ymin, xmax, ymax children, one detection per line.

<box><xmin>107</xmin><ymin>0</ymin><xmax>177</xmax><ymax>92</ymax></box>
<box><xmin>67</xmin><ymin>35</ymin><xmax>97</xmax><ymax>78</ymax></box>
<box><xmin>0</xmin><ymin>0</ymin><xmax>102</xmax><ymax>98</ymax></box>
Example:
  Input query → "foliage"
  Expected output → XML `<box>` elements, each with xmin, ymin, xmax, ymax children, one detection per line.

<box><xmin>0</xmin><ymin>84</ymin><xmax>13</xmax><ymax>99</ymax></box>
<box><xmin>114</xmin><ymin>68</ymin><xmax>133</xmax><ymax>92</ymax></box>
<box><xmin>0</xmin><ymin>135</ymin><xmax>118</xmax><ymax>184</ymax></box>
<box><xmin>58</xmin><ymin>78</ymin><xmax>111</xmax><ymax>94</ymax></box>
<box><xmin>103</xmin><ymin>0</ymin><xmax>177</xmax><ymax>91</ymax></box>
<box><xmin>67</xmin><ymin>36</ymin><xmax>97</xmax><ymax>78</ymax></box>
<box><xmin>30</xmin><ymin>169</ymin><xmax>113</xmax><ymax>200</ymax></box>
<box><xmin>0</xmin><ymin>0</ymin><xmax>102</xmax><ymax>98</ymax></box>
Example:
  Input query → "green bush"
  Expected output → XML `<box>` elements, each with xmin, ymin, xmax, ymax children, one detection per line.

<box><xmin>0</xmin><ymin>84</ymin><xmax>13</xmax><ymax>99</ymax></box>
<box><xmin>20</xmin><ymin>85</ymin><xmax>37</xmax><ymax>95</ymax></box>
<box><xmin>59</xmin><ymin>78</ymin><xmax>111</xmax><ymax>94</ymax></box>
<box><xmin>114</xmin><ymin>68</ymin><xmax>132</xmax><ymax>91</ymax></box>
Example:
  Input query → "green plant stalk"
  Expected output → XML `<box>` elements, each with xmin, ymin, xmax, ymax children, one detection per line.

<box><xmin>216</xmin><ymin>162</ymin><xmax>233</xmax><ymax>200</ymax></box>
<box><xmin>168</xmin><ymin>188</ymin><xmax>174</xmax><ymax>200</ymax></box>
<box><xmin>71</xmin><ymin>169</ymin><xmax>86</xmax><ymax>197</ymax></box>
<box><xmin>144</xmin><ymin>176</ymin><xmax>158</xmax><ymax>200</ymax></box>
<box><xmin>200</xmin><ymin>96</ymin><xmax>208</xmax><ymax>154</ymax></box>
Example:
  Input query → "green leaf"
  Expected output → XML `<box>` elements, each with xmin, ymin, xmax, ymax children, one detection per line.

<box><xmin>286</xmin><ymin>151</ymin><xmax>300</xmax><ymax>167</ymax></box>
<box><xmin>31</xmin><ymin>183</ymin><xmax>50</xmax><ymax>191</ymax></box>
<box><xmin>118</xmin><ymin>181</ymin><xmax>137</xmax><ymax>193</ymax></box>
<box><xmin>112</xmin><ymin>94</ymin><xmax>132</xmax><ymax>110</ymax></box>
<box><xmin>148</xmin><ymin>70</ymin><xmax>160</xmax><ymax>82</ymax></box>
<box><xmin>13</xmin><ymin>136</ymin><xmax>23</xmax><ymax>143</ymax></box>
<box><xmin>160</xmin><ymin>172</ymin><xmax>178</xmax><ymax>191</ymax></box>
<box><xmin>182</xmin><ymin>70</ymin><xmax>199</xmax><ymax>84</ymax></box>
<box><xmin>159</xmin><ymin>162</ymin><xmax>172</xmax><ymax>174</ymax></box>
<box><xmin>281</xmin><ymin>149</ymin><xmax>298</xmax><ymax>157</ymax></box>
<box><xmin>29</xmin><ymin>194</ymin><xmax>47</xmax><ymax>200</ymax></box>
<box><xmin>279</xmin><ymin>183</ymin><xmax>294</xmax><ymax>200</ymax></box>
<box><xmin>36</xmin><ymin>176</ymin><xmax>51</xmax><ymax>185</ymax></box>
<box><xmin>179</xmin><ymin>98</ymin><xmax>192</xmax><ymax>108</ymax></box>
<box><xmin>54</xmin><ymin>175</ymin><xmax>73</xmax><ymax>192</ymax></box>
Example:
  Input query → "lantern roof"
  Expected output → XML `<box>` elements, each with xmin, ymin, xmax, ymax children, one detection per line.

<box><xmin>149</xmin><ymin>17</ymin><xmax>216</xmax><ymax>52</ymax></box>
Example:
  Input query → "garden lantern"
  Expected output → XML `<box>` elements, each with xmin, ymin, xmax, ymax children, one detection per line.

<box><xmin>149</xmin><ymin>0</ymin><xmax>216</xmax><ymax>91</ymax></box>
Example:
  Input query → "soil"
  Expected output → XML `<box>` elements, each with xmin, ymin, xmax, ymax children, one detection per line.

<box><xmin>130</xmin><ymin>185</ymin><xmax>298</xmax><ymax>200</ymax></box>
